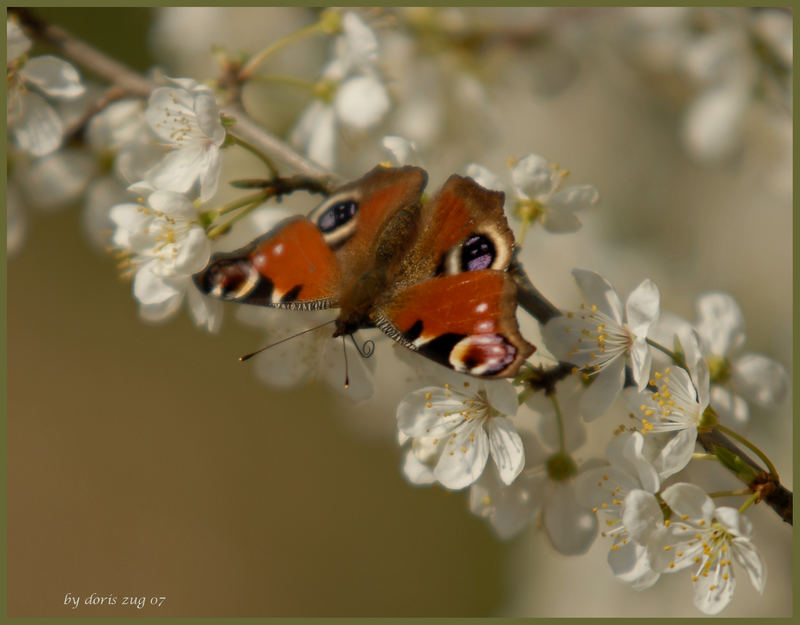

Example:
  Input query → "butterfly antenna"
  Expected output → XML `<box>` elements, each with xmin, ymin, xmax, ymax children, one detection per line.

<box><xmin>342</xmin><ymin>335</ymin><xmax>350</xmax><ymax>389</ymax></box>
<box><xmin>239</xmin><ymin>318</ymin><xmax>336</xmax><ymax>362</ymax></box>
<box><xmin>349</xmin><ymin>334</ymin><xmax>375</xmax><ymax>358</ymax></box>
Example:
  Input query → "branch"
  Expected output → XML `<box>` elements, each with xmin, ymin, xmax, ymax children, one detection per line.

<box><xmin>13</xmin><ymin>8</ymin><xmax>155</xmax><ymax>97</ymax></box>
<box><xmin>509</xmin><ymin>257</ymin><xmax>561</xmax><ymax>324</ymax></box>
<box><xmin>13</xmin><ymin>8</ymin><xmax>334</xmax><ymax>182</ymax></box>
<box><xmin>697</xmin><ymin>429</ymin><xmax>792</xmax><ymax>525</ymax></box>
<box><xmin>221</xmin><ymin>102</ymin><xmax>340</xmax><ymax>182</ymax></box>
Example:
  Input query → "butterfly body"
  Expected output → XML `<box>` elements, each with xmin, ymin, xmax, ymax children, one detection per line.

<box><xmin>194</xmin><ymin>165</ymin><xmax>535</xmax><ymax>378</ymax></box>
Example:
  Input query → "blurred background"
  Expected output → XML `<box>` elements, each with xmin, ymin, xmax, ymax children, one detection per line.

<box><xmin>6</xmin><ymin>7</ymin><xmax>792</xmax><ymax>617</ymax></box>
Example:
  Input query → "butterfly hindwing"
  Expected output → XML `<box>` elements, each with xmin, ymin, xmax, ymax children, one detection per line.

<box><xmin>396</xmin><ymin>174</ymin><xmax>514</xmax><ymax>286</ymax></box>
<box><xmin>374</xmin><ymin>270</ymin><xmax>535</xmax><ymax>378</ymax></box>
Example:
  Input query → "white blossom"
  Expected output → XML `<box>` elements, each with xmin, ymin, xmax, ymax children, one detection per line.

<box><xmin>110</xmin><ymin>189</ymin><xmax>219</xmax><ymax>330</ymax></box>
<box><xmin>575</xmin><ymin>430</ymin><xmax>689</xmax><ymax>589</ymax></box>
<box><xmin>144</xmin><ymin>77</ymin><xmax>226</xmax><ymax>202</ymax></box>
<box><xmin>7</xmin><ymin>19</ymin><xmax>86</xmax><ymax>157</ymax></box>
<box><xmin>694</xmin><ymin>292</ymin><xmax>788</xmax><ymax>425</ymax></box>
<box><xmin>381</xmin><ymin>135</ymin><xmax>422</xmax><ymax>167</ymax></box>
<box><xmin>466</xmin><ymin>154</ymin><xmax>598</xmax><ymax>234</ymax></box>
<box><xmin>290</xmin><ymin>12</ymin><xmax>390</xmax><ymax>168</ymax></box>
<box><xmin>396</xmin><ymin>380</ymin><xmax>524</xmax><ymax>491</ymax></box>
<box><xmin>652</xmin><ymin>292</ymin><xmax>787</xmax><ymax>427</ymax></box>
<box><xmin>650</xmin><ymin>483</ymin><xmax>766</xmax><ymax>615</ymax></box>
<box><xmin>16</xmin><ymin>148</ymin><xmax>96</xmax><ymax>212</ymax></box>
<box><xmin>625</xmin><ymin>332</ymin><xmax>709</xmax><ymax>475</ymax></box>
<box><xmin>512</xmin><ymin>392</ymin><xmax>598</xmax><ymax>553</ymax></box>
<box><xmin>542</xmin><ymin>269</ymin><xmax>660</xmax><ymax>420</ymax></box>
<box><xmin>87</xmin><ymin>98</ymin><xmax>163</xmax><ymax>185</ymax></box>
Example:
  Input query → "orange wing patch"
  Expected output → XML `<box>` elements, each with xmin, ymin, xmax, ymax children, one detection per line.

<box><xmin>249</xmin><ymin>219</ymin><xmax>341</xmax><ymax>307</ymax></box>
<box><xmin>375</xmin><ymin>270</ymin><xmax>534</xmax><ymax>378</ymax></box>
<box><xmin>193</xmin><ymin>217</ymin><xmax>342</xmax><ymax>309</ymax></box>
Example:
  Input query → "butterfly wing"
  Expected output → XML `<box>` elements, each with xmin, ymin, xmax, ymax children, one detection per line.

<box><xmin>394</xmin><ymin>174</ymin><xmax>514</xmax><ymax>287</ymax></box>
<box><xmin>313</xmin><ymin>165</ymin><xmax>427</xmax><ymax>277</ymax></box>
<box><xmin>374</xmin><ymin>270</ymin><xmax>535</xmax><ymax>378</ymax></box>
<box><xmin>193</xmin><ymin>217</ymin><xmax>342</xmax><ymax>309</ymax></box>
<box><xmin>194</xmin><ymin>165</ymin><xmax>428</xmax><ymax>311</ymax></box>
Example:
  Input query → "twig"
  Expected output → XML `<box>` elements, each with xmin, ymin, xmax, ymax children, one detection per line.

<box><xmin>220</xmin><ymin>102</ymin><xmax>340</xmax><ymax>182</ymax></box>
<box><xmin>13</xmin><ymin>8</ymin><xmax>155</xmax><ymax>97</ymax></box>
<box><xmin>509</xmin><ymin>257</ymin><xmax>561</xmax><ymax>324</ymax></box>
<box><xmin>12</xmin><ymin>7</ymin><xmax>335</xmax><ymax>183</ymax></box>
<box><xmin>697</xmin><ymin>429</ymin><xmax>792</xmax><ymax>525</ymax></box>
<box><xmin>62</xmin><ymin>85</ymin><xmax>126</xmax><ymax>143</ymax></box>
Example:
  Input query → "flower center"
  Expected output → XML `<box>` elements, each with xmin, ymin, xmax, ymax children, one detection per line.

<box><xmin>514</xmin><ymin>198</ymin><xmax>544</xmax><ymax>224</ymax></box>
<box><xmin>545</xmin><ymin>452</ymin><xmax>577</xmax><ymax>481</ymax></box>
<box><xmin>706</xmin><ymin>354</ymin><xmax>731</xmax><ymax>384</ymax></box>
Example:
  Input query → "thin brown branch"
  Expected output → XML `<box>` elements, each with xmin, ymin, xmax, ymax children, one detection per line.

<box><xmin>13</xmin><ymin>7</ymin><xmax>155</xmax><ymax>97</ymax></box>
<box><xmin>220</xmin><ymin>102</ymin><xmax>340</xmax><ymax>182</ymax></box>
<box><xmin>12</xmin><ymin>7</ymin><xmax>335</xmax><ymax>182</ymax></box>
<box><xmin>509</xmin><ymin>257</ymin><xmax>561</xmax><ymax>324</ymax></box>
<box><xmin>697</xmin><ymin>429</ymin><xmax>792</xmax><ymax>525</ymax></box>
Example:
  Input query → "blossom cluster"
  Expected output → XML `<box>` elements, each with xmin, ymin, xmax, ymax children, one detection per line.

<box><xmin>393</xmin><ymin>268</ymin><xmax>785</xmax><ymax>614</ymax></box>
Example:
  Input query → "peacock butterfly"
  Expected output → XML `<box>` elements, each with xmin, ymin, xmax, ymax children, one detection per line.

<box><xmin>193</xmin><ymin>165</ymin><xmax>535</xmax><ymax>378</ymax></box>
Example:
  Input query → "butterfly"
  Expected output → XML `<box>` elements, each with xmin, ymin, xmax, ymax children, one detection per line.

<box><xmin>193</xmin><ymin>165</ymin><xmax>535</xmax><ymax>378</ymax></box>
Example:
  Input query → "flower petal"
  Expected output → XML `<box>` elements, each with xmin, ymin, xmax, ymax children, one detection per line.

<box><xmin>578</xmin><ymin>355</ymin><xmax>625</xmax><ymax>420</ymax></box>
<box><xmin>433</xmin><ymin>422</ymin><xmax>489</xmax><ymax>490</ymax></box>
<box><xmin>732</xmin><ymin>537</ymin><xmax>766</xmax><ymax>593</ymax></box>
<box><xmin>543</xmin><ymin>483</ymin><xmax>598</xmax><ymax>555</ymax></box>
<box><xmin>630</xmin><ymin>337</ymin><xmax>652</xmax><ymax>391</ymax></box>
<box><xmin>335</xmin><ymin>75</ymin><xmax>390</xmax><ymax>129</ymax></box>
<box><xmin>710</xmin><ymin>386</ymin><xmax>749</xmax><ymax>427</ymax></box>
<box><xmin>511</xmin><ymin>153</ymin><xmax>553</xmax><ymax>198</ymax></box>
<box><xmin>21</xmin><ymin>148</ymin><xmax>96</xmax><ymax>211</ymax></box>
<box><xmin>625</xmin><ymin>278</ymin><xmax>660</xmax><ymax>338</ymax></box>
<box><xmin>469</xmin><ymin>468</ymin><xmax>544</xmax><ymax>539</ymax></box>
<box><xmin>695</xmin><ymin>291</ymin><xmax>745</xmax><ymax>356</ymax></box>
<box><xmin>465</xmin><ymin>163</ymin><xmax>505</xmax><ymax>194</ymax></box>
<box><xmin>24</xmin><ymin>55</ymin><xmax>85</xmax><ymax>99</ymax></box>
<box><xmin>145</xmin><ymin>144</ymin><xmax>207</xmax><ymax>195</ymax></box>
<box><xmin>622</xmin><ymin>488</ymin><xmax>663</xmax><ymax>544</ymax></box>
<box><xmin>541</xmin><ymin>209</ymin><xmax>582</xmax><ymax>233</ymax></box>
<box><xmin>382</xmin><ymin>135</ymin><xmax>420</xmax><ymax>167</ymax></box>
<box><xmin>481</xmin><ymin>380</ymin><xmax>519</xmax><ymax>417</ymax></box>
<box><xmin>731</xmin><ymin>353</ymin><xmax>788</xmax><ymax>407</ymax></box>
<box><xmin>653</xmin><ymin>427</ymin><xmax>696</xmax><ymax>479</ymax></box>
<box><xmin>661</xmin><ymin>482</ymin><xmax>714</xmax><ymax>524</ymax></box>
<box><xmin>548</xmin><ymin>184</ymin><xmax>598</xmax><ymax>213</ymax></box>
<box><xmin>693</xmin><ymin>564</ymin><xmax>736</xmax><ymax>615</ymax></box>
<box><xmin>7</xmin><ymin>20</ymin><xmax>32</xmax><ymax>60</ymax></box>
<box><xmin>133</xmin><ymin>264</ymin><xmax>182</xmax><ymax>306</ymax></box>
<box><xmin>11</xmin><ymin>91</ymin><xmax>63</xmax><ymax>157</ymax></box>
<box><xmin>608</xmin><ymin>541</ymin><xmax>660</xmax><ymax>589</ymax></box>
<box><xmin>396</xmin><ymin>387</ymin><xmax>467</xmax><ymax>438</ymax></box>
<box><xmin>683</xmin><ymin>83</ymin><xmax>748</xmax><ymax>163</ymax></box>
<box><xmin>401</xmin><ymin>447</ymin><xmax>436</xmax><ymax>486</ymax></box>
<box><xmin>571</xmin><ymin>268</ymin><xmax>624</xmax><ymax>323</ymax></box>
<box><xmin>186</xmin><ymin>286</ymin><xmax>222</xmax><ymax>333</ymax></box>
<box><xmin>487</xmin><ymin>417</ymin><xmax>525</xmax><ymax>485</ymax></box>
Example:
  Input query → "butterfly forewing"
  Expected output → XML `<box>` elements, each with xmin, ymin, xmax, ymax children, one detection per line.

<box><xmin>194</xmin><ymin>217</ymin><xmax>341</xmax><ymax>309</ymax></box>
